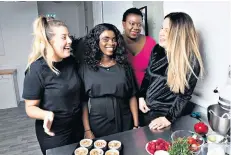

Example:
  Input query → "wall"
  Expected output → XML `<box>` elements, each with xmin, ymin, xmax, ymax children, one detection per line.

<box><xmin>100</xmin><ymin>1</ymin><xmax>164</xmax><ymax>41</ymax></box>
<box><xmin>0</xmin><ymin>1</ymin><xmax>91</xmax><ymax>102</ymax></box>
<box><xmin>0</xmin><ymin>1</ymin><xmax>38</xmax><ymax>101</ymax></box>
<box><xmin>102</xmin><ymin>1</ymin><xmax>133</xmax><ymax>32</ymax></box>
<box><xmin>99</xmin><ymin>1</ymin><xmax>231</xmax><ymax>112</ymax></box>
<box><xmin>92</xmin><ymin>1</ymin><xmax>103</xmax><ymax>26</ymax></box>
<box><xmin>163</xmin><ymin>1</ymin><xmax>231</xmax><ymax>109</ymax></box>
<box><xmin>84</xmin><ymin>1</ymin><xmax>94</xmax><ymax>33</ymax></box>
<box><xmin>0</xmin><ymin>24</ymin><xmax>4</xmax><ymax>55</ymax></box>
<box><xmin>133</xmin><ymin>1</ymin><xmax>163</xmax><ymax>41</ymax></box>
<box><xmin>37</xmin><ymin>1</ymin><xmax>86</xmax><ymax>37</ymax></box>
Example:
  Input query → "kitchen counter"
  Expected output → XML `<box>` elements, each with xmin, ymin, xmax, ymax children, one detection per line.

<box><xmin>0</xmin><ymin>68</ymin><xmax>19</xmax><ymax>109</ymax></box>
<box><xmin>46</xmin><ymin>115</ymin><xmax>203</xmax><ymax>155</ymax></box>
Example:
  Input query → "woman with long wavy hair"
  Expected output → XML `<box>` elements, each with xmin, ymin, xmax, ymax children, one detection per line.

<box><xmin>79</xmin><ymin>23</ymin><xmax>139</xmax><ymax>139</ymax></box>
<box><xmin>138</xmin><ymin>12</ymin><xmax>204</xmax><ymax>130</ymax></box>
<box><xmin>22</xmin><ymin>16</ymin><xmax>83</xmax><ymax>154</ymax></box>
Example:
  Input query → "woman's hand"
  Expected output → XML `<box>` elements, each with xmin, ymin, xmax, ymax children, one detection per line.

<box><xmin>139</xmin><ymin>98</ymin><xmax>150</xmax><ymax>113</ymax></box>
<box><xmin>84</xmin><ymin>130</ymin><xmax>95</xmax><ymax>139</ymax></box>
<box><xmin>149</xmin><ymin>117</ymin><xmax>171</xmax><ymax>130</ymax></box>
<box><xmin>43</xmin><ymin>111</ymin><xmax>55</xmax><ymax>136</ymax></box>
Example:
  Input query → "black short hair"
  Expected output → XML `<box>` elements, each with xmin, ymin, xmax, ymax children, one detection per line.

<box><xmin>122</xmin><ymin>7</ymin><xmax>143</xmax><ymax>22</ymax></box>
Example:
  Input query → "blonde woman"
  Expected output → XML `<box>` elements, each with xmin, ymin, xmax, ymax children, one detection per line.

<box><xmin>22</xmin><ymin>16</ymin><xmax>83</xmax><ymax>154</ymax></box>
<box><xmin>138</xmin><ymin>12</ymin><xmax>204</xmax><ymax>130</ymax></box>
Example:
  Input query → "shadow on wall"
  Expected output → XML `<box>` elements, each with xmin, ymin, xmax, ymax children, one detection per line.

<box><xmin>197</xmin><ymin>30</ymin><xmax>208</xmax><ymax>78</ymax></box>
<box><xmin>192</xmin><ymin>30</ymin><xmax>208</xmax><ymax>98</ymax></box>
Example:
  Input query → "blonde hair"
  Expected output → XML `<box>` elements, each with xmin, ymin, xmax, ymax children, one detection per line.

<box><xmin>165</xmin><ymin>12</ymin><xmax>204</xmax><ymax>94</ymax></box>
<box><xmin>26</xmin><ymin>16</ymin><xmax>67</xmax><ymax>74</ymax></box>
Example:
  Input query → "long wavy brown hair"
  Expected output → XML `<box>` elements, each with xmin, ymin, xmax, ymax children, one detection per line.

<box><xmin>165</xmin><ymin>12</ymin><xmax>204</xmax><ymax>94</ymax></box>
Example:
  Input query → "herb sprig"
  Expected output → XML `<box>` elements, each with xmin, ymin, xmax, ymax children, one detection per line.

<box><xmin>168</xmin><ymin>138</ymin><xmax>191</xmax><ymax>155</ymax></box>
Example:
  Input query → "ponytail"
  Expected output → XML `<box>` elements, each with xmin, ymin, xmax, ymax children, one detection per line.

<box><xmin>26</xmin><ymin>16</ymin><xmax>67</xmax><ymax>74</ymax></box>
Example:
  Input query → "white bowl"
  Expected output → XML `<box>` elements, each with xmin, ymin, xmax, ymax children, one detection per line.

<box><xmin>154</xmin><ymin>150</ymin><xmax>169</xmax><ymax>155</ymax></box>
<box><xmin>80</xmin><ymin>139</ymin><xmax>93</xmax><ymax>148</ymax></box>
<box><xmin>145</xmin><ymin>139</ymin><xmax>170</xmax><ymax>155</ymax></box>
<box><xmin>108</xmin><ymin>140</ymin><xmax>122</xmax><ymax>150</ymax></box>
<box><xmin>200</xmin><ymin>143</ymin><xmax>230</xmax><ymax>155</ymax></box>
<box><xmin>94</xmin><ymin>139</ymin><xmax>107</xmax><ymax>150</ymax></box>
<box><xmin>105</xmin><ymin>149</ymin><xmax>120</xmax><ymax>155</ymax></box>
<box><xmin>207</xmin><ymin>133</ymin><xmax>227</xmax><ymax>143</ymax></box>
<box><xmin>74</xmin><ymin>147</ymin><xmax>88</xmax><ymax>155</ymax></box>
<box><xmin>145</xmin><ymin>140</ymin><xmax>157</xmax><ymax>155</ymax></box>
<box><xmin>90</xmin><ymin>148</ymin><xmax>104</xmax><ymax>155</ymax></box>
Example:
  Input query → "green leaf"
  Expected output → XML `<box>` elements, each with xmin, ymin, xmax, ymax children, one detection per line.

<box><xmin>169</xmin><ymin>138</ymin><xmax>191</xmax><ymax>155</ymax></box>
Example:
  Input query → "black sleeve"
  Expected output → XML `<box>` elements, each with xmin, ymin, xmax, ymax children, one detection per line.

<box><xmin>165</xmin><ymin>59</ymin><xmax>201</xmax><ymax>123</ymax></box>
<box><xmin>78</xmin><ymin>64</ymin><xmax>89</xmax><ymax>103</ymax></box>
<box><xmin>138</xmin><ymin>45</ymin><xmax>158</xmax><ymax>98</ymax></box>
<box><xmin>127</xmin><ymin>64</ymin><xmax>138</xmax><ymax>98</ymax></box>
<box><xmin>22</xmin><ymin>62</ymin><xmax>44</xmax><ymax>100</ymax></box>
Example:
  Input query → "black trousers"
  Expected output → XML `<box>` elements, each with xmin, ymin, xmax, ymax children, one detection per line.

<box><xmin>35</xmin><ymin>113</ymin><xmax>84</xmax><ymax>155</ymax></box>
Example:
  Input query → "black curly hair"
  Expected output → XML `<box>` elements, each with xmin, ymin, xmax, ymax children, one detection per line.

<box><xmin>122</xmin><ymin>8</ymin><xmax>143</xmax><ymax>22</ymax></box>
<box><xmin>84</xmin><ymin>23</ymin><xmax>129</xmax><ymax>71</ymax></box>
<box><xmin>70</xmin><ymin>36</ymin><xmax>85</xmax><ymax>64</ymax></box>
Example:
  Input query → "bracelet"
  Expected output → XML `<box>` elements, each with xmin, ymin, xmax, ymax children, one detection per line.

<box><xmin>84</xmin><ymin>129</ymin><xmax>91</xmax><ymax>132</ymax></box>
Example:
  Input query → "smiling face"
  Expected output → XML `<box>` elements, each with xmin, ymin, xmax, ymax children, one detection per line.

<box><xmin>159</xmin><ymin>18</ymin><xmax>170</xmax><ymax>49</ymax></box>
<box><xmin>99</xmin><ymin>30</ymin><xmax>117</xmax><ymax>56</ymax></box>
<box><xmin>50</xmin><ymin>26</ymin><xmax>72</xmax><ymax>60</ymax></box>
<box><xmin>122</xmin><ymin>13</ymin><xmax>142</xmax><ymax>40</ymax></box>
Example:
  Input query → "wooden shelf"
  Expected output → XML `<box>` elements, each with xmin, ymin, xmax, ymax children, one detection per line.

<box><xmin>0</xmin><ymin>69</ymin><xmax>16</xmax><ymax>75</ymax></box>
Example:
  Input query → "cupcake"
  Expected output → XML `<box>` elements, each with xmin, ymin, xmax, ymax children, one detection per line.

<box><xmin>105</xmin><ymin>149</ymin><xmax>120</xmax><ymax>155</ymax></box>
<box><xmin>80</xmin><ymin>139</ymin><xmax>93</xmax><ymax>149</ymax></box>
<box><xmin>89</xmin><ymin>148</ymin><xmax>104</xmax><ymax>155</ymax></box>
<box><xmin>108</xmin><ymin>140</ymin><xmax>122</xmax><ymax>151</ymax></box>
<box><xmin>94</xmin><ymin>139</ymin><xmax>107</xmax><ymax>150</ymax></box>
<box><xmin>74</xmin><ymin>147</ymin><xmax>88</xmax><ymax>155</ymax></box>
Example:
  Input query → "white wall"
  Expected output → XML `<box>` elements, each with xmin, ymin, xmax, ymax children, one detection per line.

<box><xmin>77</xmin><ymin>2</ymin><xmax>86</xmax><ymax>37</ymax></box>
<box><xmin>92</xmin><ymin>1</ymin><xmax>103</xmax><ymax>27</ymax></box>
<box><xmin>102</xmin><ymin>1</ymin><xmax>133</xmax><ymax>32</ymax></box>
<box><xmin>37</xmin><ymin>1</ymin><xmax>86</xmax><ymax>37</ymax></box>
<box><xmin>101</xmin><ymin>1</ymin><xmax>164</xmax><ymax>41</ymax></box>
<box><xmin>133</xmin><ymin>1</ymin><xmax>163</xmax><ymax>41</ymax></box>
<box><xmin>84</xmin><ymin>1</ymin><xmax>94</xmax><ymax>33</ymax></box>
<box><xmin>99</xmin><ymin>1</ymin><xmax>231</xmax><ymax>112</ymax></box>
<box><xmin>0</xmin><ymin>24</ymin><xmax>5</xmax><ymax>55</ymax></box>
<box><xmin>163</xmin><ymin>1</ymin><xmax>231</xmax><ymax>109</ymax></box>
<box><xmin>0</xmin><ymin>1</ymin><xmax>89</xmax><ymax>102</ymax></box>
<box><xmin>0</xmin><ymin>1</ymin><xmax>38</xmax><ymax>101</ymax></box>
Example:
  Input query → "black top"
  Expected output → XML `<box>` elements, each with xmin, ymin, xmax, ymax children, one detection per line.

<box><xmin>139</xmin><ymin>44</ymin><xmax>200</xmax><ymax>123</ymax></box>
<box><xmin>22</xmin><ymin>56</ymin><xmax>82</xmax><ymax>118</ymax></box>
<box><xmin>79</xmin><ymin>63</ymin><xmax>137</xmax><ymax>100</ymax></box>
<box><xmin>78</xmin><ymin>63</ymin><xmax>137</xmax><ymax>134</ymax></box>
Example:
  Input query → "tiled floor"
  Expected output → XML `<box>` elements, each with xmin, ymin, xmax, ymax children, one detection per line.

<box><xmin>0</xmin><ymin>103</ymin><xmax>42</xmax><ymax>155</ymax></box>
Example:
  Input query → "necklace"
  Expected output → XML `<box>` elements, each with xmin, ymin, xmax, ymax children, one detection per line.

<box><xmin>99</xmin><ymin>59</ymin><xmax>114</xmax><ymax>70</ymax></box>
